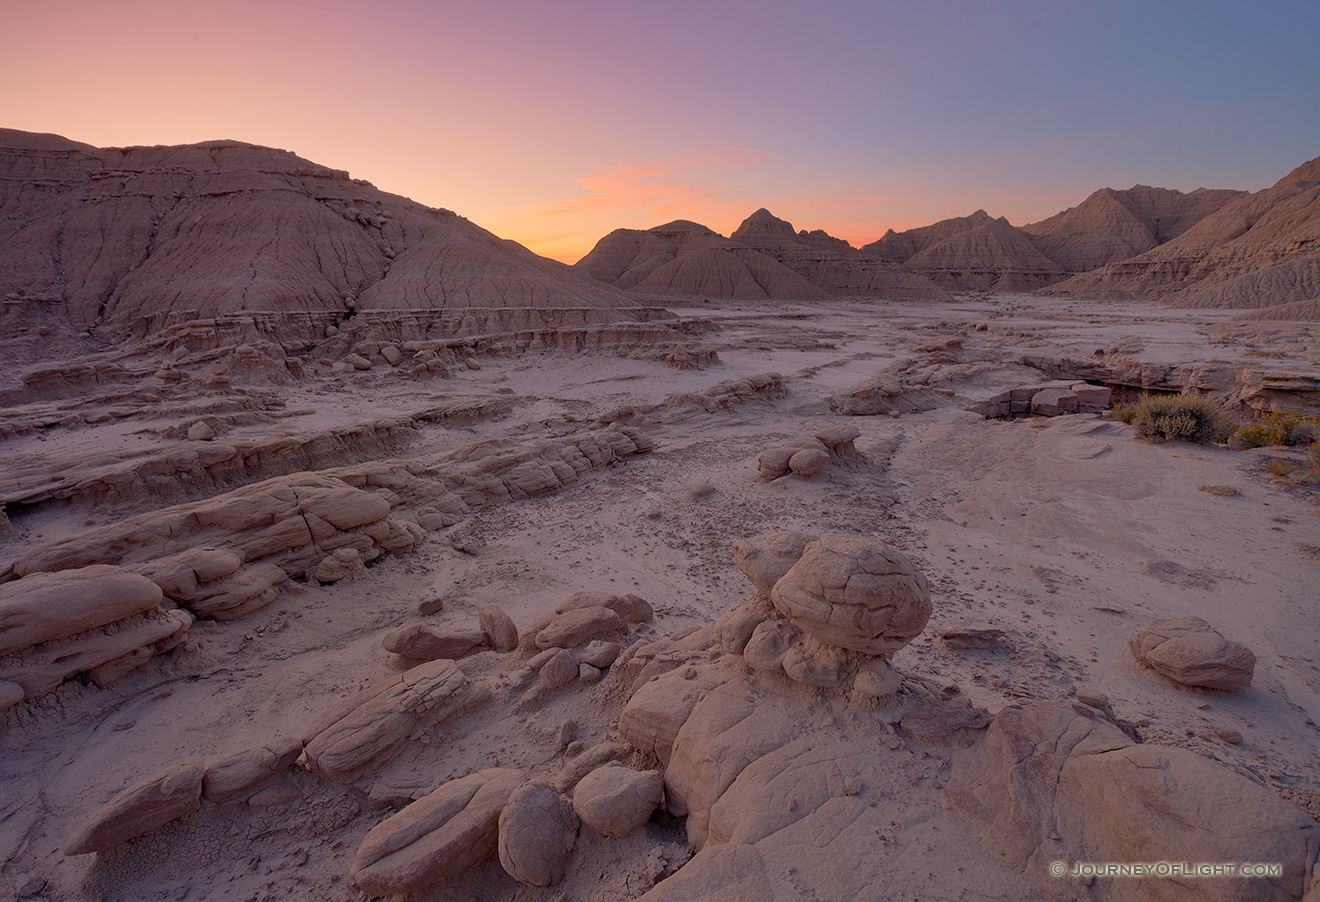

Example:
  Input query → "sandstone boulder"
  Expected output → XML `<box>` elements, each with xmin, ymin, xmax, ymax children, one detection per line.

<box><xmin>578</xmin><ymin>640</ymin><xmax>621</xmax><ymax>668</ymax></box>
<box><xmin>351</xmin><ymin>768</ymin><xmax>525</xmax><ymax>895</ymax></box>
<box><xmin>573</xmin><ymin>764</ymin><xmax>664</xmax><ymax>838</ymax></box>
<box><xmin>478</xmin><ymin>605</ymin><xmax>519</xmax><ymax>652</ymax></box>
<box><xmin>788</xmin><ymin>448</ymin><xmax>829</xmax><ymax>476</ymax></box>
<box><xmin>0</xmin><ymin>566</ymin><xmax>163</xmax><ymax>656</ymax></box>
<box><xmin>1128</xmin><ymin>617</ymin><xmax>1255</xmax><ymax>691</ymax></box>
<box><xmin>535</xmin><ymin>606</ymin><xmax>625</xmax><ymax>649</ymax></box>
<box><xmin>732</xmin><ymin>532</ymin><xmax>813</xmax><ymax>596</ymax></box>
<box><xmin>540</xmin><ymin>649</ymin><xmax>580</xmax><ymax>689</ymax></box>
<box><xmin>556</xmin><ymin>591</ymin><xmax>654</xmax><ymax>623</ymax></box>
<box><xmin>498</xmin><ymin>780</ymin><xmax>579</xmax><ymax>886</ymax></box>
<box><xmin>64</xmin><ymin>761</ymin><xmax>205</xmax><ymax>855</ymax></box>
<box><xmin>382</xmin><ymin>624</ymin><xmax>484</xmax><ymax>660</ymax></box>
<box><xmin>202</xmin><ymin>739</ymin><xmax>304</xmax><ymax>803</ymax></box>
<box><xmin>769</xmin><ymin>534</ymin><xmax>931</xmax><ymax>655</ymax></box>
<box><xmin>302</xmin><ymin>659</ymin><xmax>490</xmax><ymax>783</ymax></box>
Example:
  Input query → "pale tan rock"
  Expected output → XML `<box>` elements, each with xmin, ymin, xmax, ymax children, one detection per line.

<box><xmin>714</xmin><ymin>597</ymin><xmax>774</xmax><ymax>655</ymax></box>
<box><xmin>0</xmin><ymin>565</ymin><xmax>163</xmax><ymax>656</ymax></box>
<box><xmin>312</xmin><ymin>547</ymin><xmax>364</xmax><ymax>583</ymax></box>
<box><xmin>770</xmin><ymin>534</ymin><xmax>931</xmax><ymax>655</ymax></box>
<box><xmin>781</xmin><ymin>639</ymin><xmax>848</xmax><ymax>688</ymax></box>
<box><xmin>478</xmin><ymin>605</ymin><xmax>519</xmax><ymax>652</ymax></box>
<box><xmin>852</xmin><ymin>658</ymin><xmax>902</xmax><ymax>699</ymax></box>
<box><xmin>497</xmin><ymin>780</ymin><xmax>579</xmax><ymax>886</ymax></box>
<box><xmin>788</xmin><ymin>448</ymin><xmax>829</xmax><ymax>476</ymax></box>
<box><xmin>572</xmin><ymin>765</ymin><xmax>663</xmax><ymax>838</ymax></box>
<box><xmin>732</xmin><ymin>532</ymin><xmax>813</xmax><ymax>596</ymax></box>
<box><xmin>540</xmin><ymin>649</ymin><xmax>579</xmax><ymax>689</ymax></box>
<box><xmin>382</xmin><ymin>624</ymin><xmax>483</xmax><ymax>660</ymax></box>
<box><xmin>814</xmin><ymin>423</ymin><xmax>862</xmax><ymax>449</ymax></box>
<box><xmin>203</xmin><ymin>738</ymin><xmax>304</xmax><ymax>803</ymax></box>
<box><xmin>757</xmin><ymin>446</ymin><xmax>796</xmax><ymax>479</ymax></box>
<box><xmin>945</xmin><ymin>701</ymin><xmax>1320</xmax><ymax>900</ymax></box>
<box><xmin>64</xmin><ymin>760</ymin><xmax>205</xmax><ymax>855</ymax></box>
<box><xmin>535</xmin><ymin>606</ymin><xmax>625</xmax><ymax>649</ymax></box>
<box><xmin>899</xmin><ymin>698</ymin><xmax>990</xmax><ymax>740</ymax></box>
<box><xmin>555</xmin><ymin>591</ymin><xmax>653</xmax><ymax>623</ymax></box>
<box><xmin>579</xmin><ymin>663</ymin><xmax>603</xmax><ymax>683</ymax></box>
<box><xmin>351</xmin><ymin>768</ymin><xmax>525</xmax><ymax>895</ymax></box>
<box><xmin>187</xmin><ymin>421</ymin><xmax>214</xmax><ymax>441</ymax></box>
<box><xmin>0</xmin><ymin>608</ymin><xmax>189</xmax><ymax>699</ymax></box>
<box><xmin>187</xmin><ymin>562</ymin><xmax>287</xmax><ymax>620</ymax></box>
<box><xmin>742</xmin><ymin>617</ymin><xmax>801</xmax><ymax>674</ymax></box>
<box><xmin>619</xmin><ymin>666</ymin><xmax>730</xmax><ymax>765</ymax></box>
<box><xmin>578</xmin><ymin>640</ymin><xmax>621</xmax><ymax>668</ymax></box>
<box><xmin>1129</xmin><ymin>616</ymin><xmax>1255</xmax><ymax>691</ymax></box>
<box><xmin>302</xmin><ymin>659</ymin><xmax>490</xmax><ymax>784</ymax></box>
<box><xmin>380</xmin><ymin>345</ymin><xmax>404</xmax><ymax>366</ymax></box>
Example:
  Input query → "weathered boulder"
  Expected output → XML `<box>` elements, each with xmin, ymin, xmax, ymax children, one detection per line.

<box><xmin>302</xmin><ymin>659</ymin><xmax>490</xmax><ymax>784</ymax></box>
<box><xmin>498</xmin><ymin>780</ymin><xmax>579</xmax><ymax>886</ymax></box>
<box><xmin>351</xmin><ymin>768</ymin><xmax>525</xmax><ymax>895</ymax></box>
<box><xmin>757</xmin><ymin>447</ymin><xmax>797</xmax><ymax>479</ymax></box>
<box><xmin>382</xmin><ymin>624</ymin><xmax>484</xmax><ymax>660</ymax></box>
<box><xmin>742</xmin><ymin>617</ymin><xmax>801</xmax><ymax>674</ymax></box>
<box><xmin>572</xmin><ymin>764</ymin><xmax>664</xmax><ymax>838</ymax></box>
<box><xmin>202</xmin><ymin>739</ymin><xmax>304</xmax><ymax>803</ymax></box>
<box><xmin>556</xmin><ymin>591</ymin><xmax>654</xmax><ymax>623</ymax></box>
<box><xmin>769</xmin><ymin>534</ymin><xmax>931</xmax><ymax>655</ymax></box>
<box><xmin>578</xmin><ymin>640</ymin><xmax>621</xmax><ymax>669</ymax></box>
<box><xmin>535</xmin><ymin>606</ymin><xmax>625</xmax><ymax>649</ymax></box>
<box><xmin>64</xmin><ymin>761</ymin><xmax>205</xmax><ymax>855</ymax></box>
<box><xmin>1128</xmin><ymin>617</ymin><xmax>1256</xmax><ymax>691</ymax></box>
<box><xmin>540</xmin><ymin>649</ymin><xmax>579</xmax><ymax>689</ymax></box>
<box><xmin>478</xmin><ymin>605</ymin><xmax>519</xmax><ymax>652</ymax></box>
<box><xmin>732</xmin><ymin>532</ymin><xmax>813</xmax><ymax>596</ymax></box>
<box><xmin>788</xmin><ymin>448</ymin><xmax>829</xmax><ymax>476</ymax></box>
<box><xmin>0</xmin><ymin>566</ymin><xmax>163</xmax><ymax>656</ymax></box>
<box><xmin>619</xmin><ymin>666</ymin><xmax>731</xmax><ymax>765</ymax></box>
<box><xmin>1031</xmin><ymin>388</ymin><xmax>1079</xmax><ymax>417</ymax></box>
<box><xmin>714</xmin><ymin>596</ymin><xmax>775</xmax><ymax>655</ymax></box>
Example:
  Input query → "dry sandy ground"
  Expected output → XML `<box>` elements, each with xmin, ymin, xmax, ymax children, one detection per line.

<box><xmin>1</xmin><ymin>295</ymin><xmax>1318</xmax><ymax>901</ymax></box>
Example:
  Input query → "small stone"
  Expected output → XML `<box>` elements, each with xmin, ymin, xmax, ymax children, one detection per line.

<box><xmin>478</xmin><ymin>605</ymin><xmax>519</xmax><ymax>652</ymax></box>
<box><xmin>187</xmin><ymin>421</ymin><xmax>214</xmax><ymax>441</ymax></box>
<box><xmin>1213</xmin><ymin>724</ymin><xmax>1244</xmax><ymax>745</ymax></box>
<box><xmin>687</xmin><ymin>482</ymin><xmax>717</xmax><ymax>500</ymax></box>
<box><xmin>418</xmin><ymin>597</ymin><xmax>446</xmax><ymax>615</ymax></box>
<box><xmin>1075</xmin><ymin>688</ymin><xmax>1111</xmax><ymax>713</ymax></box>
<box><xmin>579</xmin><ymin>663</ymin><xmax>603</xmax><ymax>684</ymax></box>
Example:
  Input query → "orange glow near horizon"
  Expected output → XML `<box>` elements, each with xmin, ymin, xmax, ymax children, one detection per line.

<box><xmin>2</xmin><ymin>1</ymin><xmax>1314</xmax><ymax>267</ymax></box>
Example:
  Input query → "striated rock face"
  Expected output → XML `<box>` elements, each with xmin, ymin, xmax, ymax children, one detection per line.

<box><xmin>351</xmin><ymin>767</ymin><xmax>525</xmax><ymax>895</ymax></box>
<box><xmin>0</xmin><ymin>565</ymin><xmax>162</xmax><ymax>655</ymax></box>
<box><xmin>902</xmin><ymin>216</ymin><xmax>1066</xmax><ymax>292</ymax></box>
<box><xmin>728</xmin><ymin>209</ymin><xmax>948</xmax><ymax>300</ymax></box>
<box><xmin>1046</xmin><ymin>155</ymin><xmax>1320</xmax><ymax>308</ymax></box>
<box><xmin>1128</xmin><ymin>617</ymin><xmax>1256</xmax><ymax>692</ymax></box>
<box><xmin>1021</xmin><ymin>185</ymin><xmax>1245</xmax><ymax>272</ymax></box>
<box><xmin>0</xmin><ymin>128</ymin><xmax>638</xmax><ymax>335</ymax></box>
<box><xmin>577</xmin><ymin>211</ymin><xmax>948</xmax><ymax>301</ymax></box>
<box><xmin>202</xmin><ymin>739</ymin><xmax>303</xmax><ymax>804</ymax></box>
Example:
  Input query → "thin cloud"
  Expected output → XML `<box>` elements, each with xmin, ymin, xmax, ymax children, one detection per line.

<box><xmin>487</xmin><ymin>147</ymin><xmax>778</xmax><ymax>261</ymax></box>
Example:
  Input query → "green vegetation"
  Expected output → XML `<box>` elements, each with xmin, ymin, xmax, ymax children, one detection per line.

<box><xmin>1232</xmin><ymin>410</ymin><xmax>1320</xmax><ymax>449</ymax></box>
<box><xmin>1265</xmin><ymin>459</ymin><xmax>1297</xmax><ymax>479</ymax></box>
<box><xmin>1126</xmin><ymin>394</ymin><xmax>1235</xmax><ymax>444</ymax></box>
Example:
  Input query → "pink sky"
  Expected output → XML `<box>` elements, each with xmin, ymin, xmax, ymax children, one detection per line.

<box><xmin>2</xmin><ymin>0</ymin><xmax>1316</xmax><ymax>263</ymax></box>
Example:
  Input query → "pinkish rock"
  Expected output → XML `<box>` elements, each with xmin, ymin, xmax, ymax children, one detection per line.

<box><xmin>535</xmin><ymin>606</ymin><xmax>625</xmax><ymax>649</ymax></box>
<box><xmin>572</xmin><ymin>765</ymin><xmax>664</xmax><ymax>838</ymax></box>
<box><xmin>1128</xmin><ymin>617</ymin><xmax>1255</xmax><ymax>691</ymax></box>
<box><xmin>478</xmin><ymin>605</ymin><xmax>519</xmax><ymax>652</ymax></box>
<box><xmin>64</xmin><ymin>761</ymin><xmax>205</xmax><ymax>854</ymax></box>
<box><xmin>788</xmin><ymin>448</ymin><xmax>829</xmax><ymax>476</ymax></box>
<box><xmin>382</xmin><ymin>624</ymin><xmax>484</xmax><ymax>660</ymax></box>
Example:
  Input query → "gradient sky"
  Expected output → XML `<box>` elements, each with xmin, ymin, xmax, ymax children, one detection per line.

<box><xmin>3</xmin><ymin>0</ymin><xmax>1318</xmax><ymax>262</ymax></box>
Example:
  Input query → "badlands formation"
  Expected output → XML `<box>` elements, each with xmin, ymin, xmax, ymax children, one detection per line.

<box><xmin>1</xmin><ymin>127</ymin><xmax>1320</xmax><ymax>902</ymax></box>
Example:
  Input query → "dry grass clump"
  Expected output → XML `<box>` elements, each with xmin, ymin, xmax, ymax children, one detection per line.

<box><xmin>1120</xmin><ymin>394</ymin><xmax>1234</xmax><ymax>444</ymax></box>
<box><xmin>1199</xmin><ymin>484</ymin><xmax>1241</xmax><ymax>496</ymax></box>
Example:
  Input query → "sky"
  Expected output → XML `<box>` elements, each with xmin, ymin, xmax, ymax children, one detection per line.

<box><xmin>2</xmin><ymin>0</ymin><xmax>1318</xmax><ymax>262</ymax></box>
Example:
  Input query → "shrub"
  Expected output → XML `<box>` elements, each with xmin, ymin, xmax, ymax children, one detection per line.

<box><xmin>1129</xmin><ymin>394</ymin><xmax>1234</xmax><ymax>444</ymax></box>
<box><xmin>1111</xmin><ymin>401</ymin><xmax>1137</xmax><ymax>424</ymax></box>
<box><xmin>1233</xmin><ymin>411</ymin><xmax>1320</xmax><ymax>449</ymax></box>
<box><xmin>1266</xmin><ymin>459</ymin><xmax>1297</xmax><ymax>479</ymax></box>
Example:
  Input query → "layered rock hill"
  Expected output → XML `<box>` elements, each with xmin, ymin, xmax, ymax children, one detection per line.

<box><xmin>1045</xmin><ymin>156</ymin><xmax>1320</xmax><ymax>310</ymax></box>
<box><xmin>1021</xmin><ymin>185</ymin><xmax>1245</xmax><ymax>272</ymax></box>
<box><xmin>727</xmin><ymin>209</ymin><xmax>949</xmax><ymax>300</ymax></box>
<box><xmin>0</xmin><ymin>128</ymin><xmax>645</xmax><ymax>337</ymax></box>
<box><xmin>575</xmin><ymin>213</ymin><xmax>949</xmax><ymax>302</ymax></box>
<box><xmin>574</xmin><ymin>220</ymin><xmax>830</xmax><ymax>302</ymax></box>
<box><xmin>860</xmin><ymin>211</ymin><xmax>1064</xmax><ymax>291</ymax></box>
